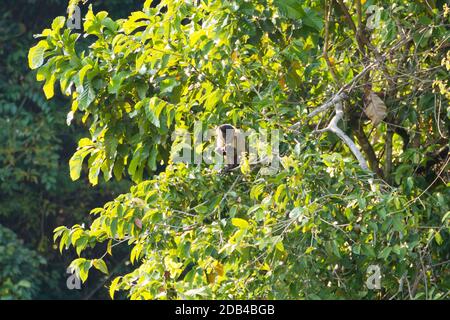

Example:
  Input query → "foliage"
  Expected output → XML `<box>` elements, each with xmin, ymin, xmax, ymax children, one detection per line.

<box><xmin>30</xmin><ymin>0</ymin><xmax>449</xmax><ymax>299</ymax></box>
<box><xmin>0</xmin><ymin>225</ymin><xmax>46</xmax><ymax>300</ymax></box>
<box><xmin>0</xmin><ymin>0</ymin><xmax>140</xmax><ymax>299</ymax></box>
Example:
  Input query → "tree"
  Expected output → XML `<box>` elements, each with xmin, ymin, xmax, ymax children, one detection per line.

<box><xmin>30</xmin><ymin>0</ymin><xmax>449</xmax><ymax>299</ymax></box>
<box><xmin>0</xmin><ymin>225</ymin><xmax>46</xmax><ymax>299</ymax></box>
<box><xmin>0</xmin><ymin>0</ymin><xmax>140</xmax><ymax>299</ymax></box>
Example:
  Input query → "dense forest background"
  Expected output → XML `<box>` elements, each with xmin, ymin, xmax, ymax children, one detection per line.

<box><xmin>0</xmin><ymin>0</ymin><xmax>142</xmax><ymax>300</ymax></box>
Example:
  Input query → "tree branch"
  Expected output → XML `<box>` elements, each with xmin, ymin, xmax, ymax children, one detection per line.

<box><xmin>334</xmin><ymin>0</ymin><xmax>365</xmax><ymax>54</ymax></box>
<box><xmin>350</xmin><ymin>117</ymin><xmax>384</xmax><ymax>177</ymax></box>
<box><xmin>323</xmin><ymin>0</ymin><xmax>341</xmax><ymax>85</ymax></box>
<box><xmin>334</xmin><ymin>0</ymin><xmax>394</xmax><ymax>85</ymax></box>
<box><xmin>384</xmin><ymin>125</ymin><xmax>393</xmax><ymax>181</ymax></box>
<box><xmin>315</xmin><ymin>101</ymin><xmax>370</xmax><ymax>172</ymax></box>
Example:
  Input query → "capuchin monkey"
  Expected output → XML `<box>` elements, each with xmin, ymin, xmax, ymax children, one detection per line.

<box><xmin>215</xmin><ymin>124</ymin><xmax>245</xmax><ymax>172</ymax></box>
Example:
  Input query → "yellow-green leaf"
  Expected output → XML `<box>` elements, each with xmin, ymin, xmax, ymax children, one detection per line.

<box><xmin>79</xmin><ymin>260</ymin><xmax>92</xmax><ymax>283</ymax></box>
<box><xmin>93</xmin><ymin>259</ymin><xmax>109</xmax><ymax>274</ymax></box>
<box><xmin>43</xmin><ymin>73</ymin><xmax>56</xmax><ymax>99</ymax></box>
<box><xmin>79</xmin><ymin>64</ymin><xmax>92</xmax><ymax>87</ymax></box>
<box><xmin>69</xmin><ymin>149</ymin><xmax>90</xmax><ymax>181</ymax></box>
<box><xmin>51</xmin><ymin>16</ymin><xmax>66</xmax><ymax>32</ymax></box>
<box><xmin>435</xmin><ymin>231</ymin><xmax>443</xmax><ymax>246</ymax></box>
<box><xmin>107</xmin><ymin>239</ymin><xmax>113</xmax><ymax>256</ymax></box>
<box><xmin>109</xmin><ymin>277</ymin><xmax>121</xmax><ymax>300</ymax></box>
<box><xmin>28</xmin><ymin>40</ymin><xmax>48</xmax><ymax>69</ymax></box>
<box><xmin>231</xmin><ymin>218</ymin><xmax>249</xmax><ymax>229</ymax></box>
<box><xmin>276</xmin><ymin>241</ymin><xmax>285</xmax><ymax>252</ymax></box>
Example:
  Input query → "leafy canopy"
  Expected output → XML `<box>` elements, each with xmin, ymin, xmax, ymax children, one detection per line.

<box><xmin>30</xmin><ymin>0</ymin><xmax>449</xmax><ymax>299</ymax></box>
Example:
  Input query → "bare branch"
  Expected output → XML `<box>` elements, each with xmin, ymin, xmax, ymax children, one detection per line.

<box><xmin>315</xmin><ymin>101</ymin><xmax>370</xmax><ymax>172</ymax></box>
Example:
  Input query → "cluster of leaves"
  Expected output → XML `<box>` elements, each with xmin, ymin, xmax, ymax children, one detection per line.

<box><xmin>30</xmin><ymin>0</ymin><xmax>449</xmax><ymax>299</ymax></box>
<box><xmin>54</xmin><ymin>154</ymin><xmax>450</xmax><ymax>299</ymax></box>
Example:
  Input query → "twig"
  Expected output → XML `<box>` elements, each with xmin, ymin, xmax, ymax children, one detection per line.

<box><xmin>83</xmin><ymin>256</ymin><xmax>128</xmax><ymax>300</ymax></box>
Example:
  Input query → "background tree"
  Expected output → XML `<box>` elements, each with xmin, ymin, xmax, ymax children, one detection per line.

<box><xmin>0</xmin><ymin>0</ymin><xmax>143</xmax><ymax>299</ymax></box>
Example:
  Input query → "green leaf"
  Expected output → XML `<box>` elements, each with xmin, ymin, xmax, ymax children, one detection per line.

<box><xmin>102</xmin><ymin>17</ymin><xmax>118</xmax><ymax>32</ymax></box>
<box><xmin>378</xmin><ymin>247</ymin><xmax>392</xmax><ymax>260</ymax></box>
<box><xmin>147</xmin><ymin>145</ymin><xmax>157</xmax><ymax>171</ymax></box>
<box><xmin>289</xmin><ymin>207</ymin><xmax>302</xmax><ymax>219</ymax></box>
<box><xmin>183</xmin><ymin>286</ymin><xmax>211</xmax><ymax>298</ymax></box>
<box><xmin>250</xmin><ymin>184</ymin><xmax>264</xmax><ymax>200</ymax></box>
<box><xmin>363</xmin><ymin>244</ymin><xmax>376</xmax><ymax>258</ymax></box>
<box><xmin>88</xmin><ymin>158</ymin><xmax>102</xmax><ymax>186</ymax></box>
<box><xmin>442</xmin><ymin>211</ymin><xmax>450</xmax><ymax>224</ymax></box>
<box><xmin>70</xmin><ymin>229</ymin><xmax>83</xmax><ymax>246</ymax></box>
<box><xmin>274</xmin><ymin>184</ymin><xmax>286</xmax><ymax>204</ymax></box>
<box><xmin>28</xmin><ymin>41</ymin><xmax>48</xmax><ymax>69</ymax></box>
<box><xmin>53</xmin><ymin>226</ymin><xmax>68</xmax><ymax>242</ymax></box>
<box><xmin>159</xmin><ymin>77</ymin><xmax>179</xmax><ymax>94</ymax></box>
<box><xmin>392</xmin><ymin>215</ymin><xmax>404</xmax><ymax>232</ymax></box>
<box><xmin>59</xmin><ymin>231</ymin><xmax>69</xmax><ymax>253</ymax></box>
<box><xmin>107</xmin><ymin>239</ymin><xmax>113</xmax><ymax>256</ymax></box>
<box><xmin>108</xmin><ymin>72</ymin><xmax>128</xmax><ymax>95</ymax></box>
<box><xmin>78</xmin><ymin>79</ymin><xmax>96</xmax><ymax>110</ymax></box>
<box><xmin>194</xmin><ymin>205</ymin><xmax>208</xmax><ymax>214</ymax></box>
<box><xmin>145</xmin><ymin>97</ymin><xmax>161</xmax><ymax>128</ymax></box>
<box><xmin>79</xmin><ymin>260</ymin><xmax>92</xmax><ymax>283</ymax></box>
<box><xmin>93</xmin><ymin>259</ymin><xmax>109</xmax><ymax>274</ymax></box>
<box><xmin>130</xmin><ymin>243</ymin><xmax>143</xmax><ymax>264</ymax></box>
<box><xmin>305</xmin><ymin>246</ymin><xmax>315</xmax><ymax>254</ymax></box>
<box><xmin>302</xmin><ymin>8</ymin><xmax>323</xmax><ymax>31</ymax></box>
<box><xmin>274</xmin><ymin>0</ymin><xmax>305</xmax><ymax>20</ymax></box>
<box><xmin>205</xmin><ymin>90</ymin><xmax>221</xmax><ymax>111</ymax></box>
<box><xmin>78</xmin><ymin>138</ymin><xmax>93</xmax><ymax>147</ymax></box>
<box><xmin>75</xmin><ymin>236</ymin><xmax>89</xmax><ymax>256</ymax></box>
<box><xmin>128</xmin><ymin>145</ymin><xmax>143</xmax><ymax>178</ymax></box>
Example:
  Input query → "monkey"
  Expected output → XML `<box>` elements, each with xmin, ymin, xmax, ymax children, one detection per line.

<box><xmin>215</xmin><ymin>124</ymin><xmax>245</xmax><ymax>172</ymax></box>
